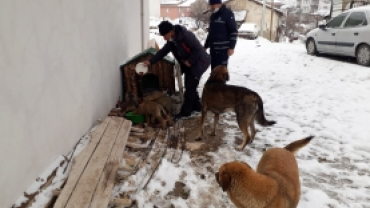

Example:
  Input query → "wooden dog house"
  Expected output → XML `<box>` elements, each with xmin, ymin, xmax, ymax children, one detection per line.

<box><xmin>120</xmin><ymin>48</ymin><xmax>176</xmax><ymax>103</ymax></box>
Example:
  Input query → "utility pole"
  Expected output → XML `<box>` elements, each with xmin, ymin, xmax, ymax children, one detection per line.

<box><xmin>270</xmin><ymin>0</ymin><xmax>274</xmax><ymax>41</ymax></box>
<box><xmin>261</xmin><ymin>0</ymin><xmax>266</xmax><ymax>37</ymax></box>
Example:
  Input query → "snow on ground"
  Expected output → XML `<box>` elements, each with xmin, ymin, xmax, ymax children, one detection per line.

<box><xmin>119</xmin><ymin>37</ymin><xmax>370</xmax><ymax>207</ymax></box>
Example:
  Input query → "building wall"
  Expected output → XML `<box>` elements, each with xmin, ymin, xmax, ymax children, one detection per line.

<box><xmin>227</xmin><ymin>0</ymin><xmax>281</xmax><ymax>40</ymax></box>
<box><xmin>301</xmin><ymin>0</ymin><xmax>313</xmax><ymax>13</ymax></box>
<box><xmin>161</xmin><ymin>4</ymin><xmax>190</xmax><ymax>20</ymax></box>
<box><xmin>150</xmin><ymin>0</ymin><xmax>161</xmax><ymax>18</ymax></box>
<box><xmin>0</xmin><ymin>0</ymin><xmax>148</xmax><ymax>206</ymax></box>
<box><xmin>318</xmin><ymin>0</ymin><xmax>331</xmax><ymax>11</ymax></box>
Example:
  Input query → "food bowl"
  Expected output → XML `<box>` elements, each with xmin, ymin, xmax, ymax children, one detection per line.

<box><xmin>125</xmin><ymin>111</ymin><xmax>146</xmax><ymax>124</ymax></box>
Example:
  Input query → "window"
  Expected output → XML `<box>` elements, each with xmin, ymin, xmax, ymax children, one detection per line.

<box><xmin>344</xmin><ymin>12</ymin><xmax>367</xmax><ymax>27</ymax></box>
<box><xmin>166</xmin><ymin>8</ymin><xmax>169</xmax><ymax>13</ymax></box>
<box><xmin>326</xmin><ymin>13</ymin><xmax>349</xmax><ymax>28</ymax></box>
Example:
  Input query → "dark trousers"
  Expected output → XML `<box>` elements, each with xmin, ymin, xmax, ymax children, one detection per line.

<box><xmin>210</xmin><ymin>51</ymin><xmax>229</xmax><ymax>70</ymax></box>
<box><xmin>180</xmin><ymin>71</ymin><xmax>201</xmax><ymax>115</ymax></box>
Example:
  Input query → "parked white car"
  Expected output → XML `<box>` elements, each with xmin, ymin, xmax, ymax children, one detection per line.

<box><xmin>238</xmin><ymin>23</ymin><xmax>259</xmax><ymax>39</ymax></box>
<box><xmin>306</xmin><ymin>6</ymin><xmax>370</xmax><ymax>66</ymax></box>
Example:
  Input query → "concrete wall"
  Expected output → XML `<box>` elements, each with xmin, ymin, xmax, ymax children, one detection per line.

<box><xmin>0</xmin><ymin>0</ymin><xmax>148</xmax><ymax>206</ymax></box>
<box><xmin>226</xmin><ymin>0</ymin><xmax>282</xmax><ymax>40</ymax></box>
<box><xmin>245</xmin><ymin>1</ymin><xmax>281</xmax><ymax>40</ymax></box>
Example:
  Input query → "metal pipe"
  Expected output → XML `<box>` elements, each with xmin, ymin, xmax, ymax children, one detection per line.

<box><xmin>261</xmin><ymin>0</ymin><xmax>266</xmax><ymax>37</ymax></box>
<box><xmin>270</xmin><ymin>0</ymin><xmax>274</xmax><ymax>41</ymax></box>
<box><xmin>141</xmin><ymin>0</ymin><xmax>145</xmax><ymax>51</ymax></box>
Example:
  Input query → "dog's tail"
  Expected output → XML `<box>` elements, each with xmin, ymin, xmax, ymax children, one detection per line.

<box><xmin>255</xmin><ymin>95</ymin><xmax>276</xmax><ymax>126</ymax></box>
<box><xmin>285</xmin><ymin>136</ymin><xmax>314</xmax><ymax>155</ymax></box>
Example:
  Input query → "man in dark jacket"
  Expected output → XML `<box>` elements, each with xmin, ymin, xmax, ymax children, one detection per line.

<box><xmin>204</xmin><ymin>0</ymin><xmax>238</xmax><ymax>70</ymax></box>
<box><xmin>143</xmin><ymin>21</ymin><xmax>210</xmax><ymax>120</ymax></box>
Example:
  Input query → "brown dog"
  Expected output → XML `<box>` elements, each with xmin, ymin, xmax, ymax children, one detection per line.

<box><xmin>133</xmin><ymin>100</ymin><xmax>173</xmax><ymax>129</ymax></box>
<box><xmin>143</xmin><ymin>91</ymin><xmax>174</xmax><ymax>124</ymax></box>
<box><xmin>198</xmin><ymin>65</ymin><xmax>276</xmax><ymax>150</ymax></box>
<box><xmin>215</xmin><ymin>136</ymin><xmax>313</xmax><ymax>208</ymax></box>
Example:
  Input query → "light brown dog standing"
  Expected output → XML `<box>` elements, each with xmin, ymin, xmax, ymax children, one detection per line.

<box><xmin>215</xmin><ymin>136</ymin><xmax>313</xmax><ymax>208</ymax></box>
<box><xmin>198</xmin><ymin>65</ymin><xmax>276</xmax><ymax>150</ymax></box>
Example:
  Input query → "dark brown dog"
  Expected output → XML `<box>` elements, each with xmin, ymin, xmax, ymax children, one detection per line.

<box><xmin>198</xmin><ymin>65</ymin><xmax>275</xmax><ymax>150</ymax></box>
<box><xmin>215</xmin><ymin>136</ymin><xmax>313</xmax><ymax>208</ymax></box>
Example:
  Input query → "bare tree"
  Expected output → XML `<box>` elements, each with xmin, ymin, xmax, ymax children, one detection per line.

<box><xmin>188</xmin><ymin>0</ymin><xmax>210</xmax><ymax>29</ymax></box>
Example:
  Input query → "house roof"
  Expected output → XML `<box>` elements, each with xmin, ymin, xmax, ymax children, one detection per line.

<box><xmin>121</xmin><ymin>48</ymin><xmax>175</xmax><ymax>67</ymax></box>
<box><xmin>178</xmin><ymin>0</ymin><xmax>197</xmax><ymax>7</ymax></box>
<box><xmin>247</xmin><ymin>0</ymin><xmax>284</xmax><ymax>15</ymax></box>
<box><xmin>160</xmin><ymin>0</ymin><xmax>184</xmax><ymax>5</ymax></box>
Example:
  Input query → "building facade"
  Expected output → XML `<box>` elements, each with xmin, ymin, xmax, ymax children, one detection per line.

<box><xmin>0</xmin><ymin>0</ymin><xmax>149</xmax><ymax>206</ymax></box>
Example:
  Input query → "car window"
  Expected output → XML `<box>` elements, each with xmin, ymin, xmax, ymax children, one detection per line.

<box><xmin>326</xmin><ymin>13</ymin><xmax>349</xmax><ymax>28</ymax></box>
<box><xmin>344</xmin><ymin>12</ymin><xmax>368</xmax><ymax>27</ymax></box>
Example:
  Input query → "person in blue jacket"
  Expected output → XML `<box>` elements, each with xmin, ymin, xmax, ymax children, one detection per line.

<box><xmin>143</xmin><ymin>21</ymin><xmax>210</xmax><ymax>120</ymax></box>
<box><xmin>205</xmin><ymin>0</ymin><xmax>238</xmax><ymax>70</ymax></box>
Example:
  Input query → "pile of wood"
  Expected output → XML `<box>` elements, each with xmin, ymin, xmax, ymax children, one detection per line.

<box><xmin>15</xmin><ymin>116</ymin><xmax>186</xmax><ymax>208</ymax></box>
<box><xmin>53</xmin><ymin>117</ymin><xmax>132</xmax><ymax>208</ymax></box>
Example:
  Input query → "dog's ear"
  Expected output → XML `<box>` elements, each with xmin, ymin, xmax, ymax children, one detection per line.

<box><xmin>219</xmin><ymin>171</ymin><xmax>231</xmax><ymax>192</ymax></box>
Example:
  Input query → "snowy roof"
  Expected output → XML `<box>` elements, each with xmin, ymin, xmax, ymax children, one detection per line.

<box><xmin>280</xmin><ymin>4</ymin><xmax>294</xmax><ymax>10</ymax></box>
<box><xmin>248</xmin><ymin>0</ymin><xmax>284</xmax><ymax>15</ymax></box>
<box><xmin>233</xmin><ymin>10</ymin><xmax>247</xmax><ymax>21</ymax></box>
<box><xmin>313</xmin><ymin>9</ymin><xmax>330</xmax><ymax>16</ymax></box>
<box><xmin>161</xmin><ymin>0</ymin><xmax>183</xmax><ymax>5</ymax></box>
<box><xmin>178</xmin><ymin>0</ymin><xmax>197</xmax><ymax>7</ymax></box>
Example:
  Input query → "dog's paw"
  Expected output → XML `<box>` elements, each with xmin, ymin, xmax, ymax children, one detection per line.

<box><xmin>236</xmin><ymin>145</ymin><xmax>244</xmax><ymax>151</ymax></box>
<box><xmin>195</xmin><ymin>135</ymin><xmax>203</xmax><ymax>141</ymax></box>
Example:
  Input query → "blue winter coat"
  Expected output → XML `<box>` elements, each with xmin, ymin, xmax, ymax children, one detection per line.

<box><xmin>150</xmin><ymin>25</ymin><xmax>210</xmax><ymax>79</ymax></box>
<box><xmin>204</xmin><ymin>5</ymin><xmax>238</xmax><ymax>53</ymax></box>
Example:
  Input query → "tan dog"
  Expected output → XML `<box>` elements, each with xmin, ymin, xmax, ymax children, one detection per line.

<box><xmin>143</xmin><ymin>91</ymin><xmax>174</xmax><ymax>124</ymax></box>
<box><xmin>133</xmin><ymin>100</ymin><xmax>173</xmax><ymax>129</ymax></box>
<box><xmin>198</xmin><ymin>65</ymin><xmax>276</xmax><ymax>150</ymax></box>
<box><xmin>215</xmin><ymin>136</ymin><xmax>313</xmax><ymax>208</ymax></box>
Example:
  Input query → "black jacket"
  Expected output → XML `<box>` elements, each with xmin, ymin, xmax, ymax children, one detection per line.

<box><xmin>204</xmin><ymin>5</ymin><xmax>238</xmax><ymax>52</ymax></box>
<box><xmin>150</xmin><ymin>25</ymin><xmax>210</xmax><ymax>79</ymax></box>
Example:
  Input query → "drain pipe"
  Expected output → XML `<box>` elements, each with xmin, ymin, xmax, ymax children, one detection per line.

<box><xmin>141</xmin><ymin>0</ymin><xmax>145</xmax><ymax>51</ymax></box>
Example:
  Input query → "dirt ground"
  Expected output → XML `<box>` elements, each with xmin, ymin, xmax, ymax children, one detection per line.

<box><xmin>181</xmin><ymin>113</ymin><xmax>226</xmax><ymax>156</ymax></box>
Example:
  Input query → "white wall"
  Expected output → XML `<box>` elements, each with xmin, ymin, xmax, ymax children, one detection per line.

<box><xmin>0</xmin><ymin>0</ymin><xmax>148</xmax><ymax>206</ymax></box>
<box><xmin>149</xmin><ymin>0</ymin><xmax>161</xmax><ymax>18</ymax></box>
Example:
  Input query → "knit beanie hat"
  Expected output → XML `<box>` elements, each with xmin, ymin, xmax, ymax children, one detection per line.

<box><xmin>158</xmin><ymin>21</ymin><xmax>174</xmax><ymax>36</ymax></box>
<box><xmin>209</xmin><ymin>0</ymin><xmax>222</xmax><ymax>5</ymax></box>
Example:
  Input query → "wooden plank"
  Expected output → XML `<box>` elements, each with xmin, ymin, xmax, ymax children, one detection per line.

<box><xmin>54</xmin><ymin>117</ymin><xmax>111</xmax><ymax>208</ymax></box>
<box><xmin>90</xmin><ymin>119</ymin><xmax>132</xmax><ymax>208</ymax></box>
<box><xmin>65</xmin><ymin>117</ymin><xmax>123</xmax><ymax>208</ymax></box>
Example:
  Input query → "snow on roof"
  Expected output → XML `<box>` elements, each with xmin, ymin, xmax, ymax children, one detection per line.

<box><xmin>179</xmin><ymin>0</ymin><xmax>197</xmax><ymax>7</ymax></box>
<box><xmin>280</xmin><ymin>4</ymin><xmax>294</xmax><ymax>10</ymax></box>
<box><xmin>247</xmin><ymin>0</ymin><xmax>284</xmax><ymax>15</ymax></box>
<box><xmin>233</xmin><ymin>10</ymin><xmax>247</xmax><ymax>21</ymax></box>
<box><xmin>313</xmin><ymin>9</ymin><xmax>330</xmax><ymax>16</ymax></box>
<box><xmin>161</xmin><ymin>0</ymin><xmax>183</xmax><ymax>5</ymax></box>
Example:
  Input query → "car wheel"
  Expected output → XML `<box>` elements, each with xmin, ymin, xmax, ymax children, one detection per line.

<box><xmin>306</xmin><ymin>38</ymin><xmax>318</xmax><ymax>55</ymax></box>
<box><xmin>356</xmin><ymin>44</ymin><xmax>370</xmax><ymax>66</ymax></box>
